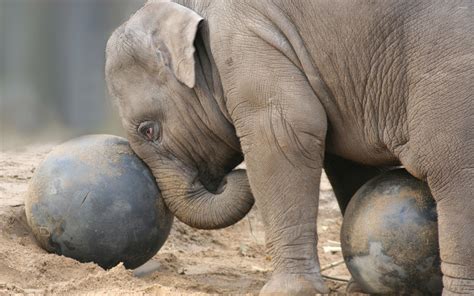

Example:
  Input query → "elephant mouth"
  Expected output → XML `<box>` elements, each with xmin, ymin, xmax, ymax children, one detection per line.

<box><xmin>154</xmin><ymin>157</ymin><xmax>254</xmax><ymax>230</ymax></box>
<box><xmin>197</xmin><ymin>169</ymin><xmax>229</xmax><ymax>195</ymax></box>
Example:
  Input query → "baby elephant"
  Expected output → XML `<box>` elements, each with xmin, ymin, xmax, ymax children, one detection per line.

<box><xmin>106</xmin><ymin>0</ymin><xmax>473</xmax><ymax>294</ymax></box>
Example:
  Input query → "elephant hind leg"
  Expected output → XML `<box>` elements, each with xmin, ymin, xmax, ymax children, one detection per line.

<box><xmin>428</xmin><ymin>167</ymin><xmax>474</xmax><ymax>295</ymax></box>
<box><xmin>403</xmin><ymin>133</ymin><xmax>474</xmax><ymax>294</ymax></box>
<box><xmin>398</xmin><ymin>52</ymin><xmax>473</xmax><ymax>293</ymax></box>
<box><xmin>323</xmin><ymin>153</ymin><xmax>392</xmax><ymax>215</ymax></box>
<box><xmin>401</xmin><ymin>136</ymin><xmax>474</xmax><ymax>295</ymax></box>
<box><xmin>323</xmin><ymin>154</ymin><xmax>394</xmax><ymax>294</ymax></box>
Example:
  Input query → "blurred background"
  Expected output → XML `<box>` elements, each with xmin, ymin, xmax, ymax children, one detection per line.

<box><xmin>0</xmin><ymin>0</ymin><xmax>145</xmax><ymax>150</ymax></box>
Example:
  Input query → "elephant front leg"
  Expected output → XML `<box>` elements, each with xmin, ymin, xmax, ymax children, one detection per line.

<box><xmin>238</xmin><ymin>99</ymin><xmax>329</xmax><ymax>294</ymax></box>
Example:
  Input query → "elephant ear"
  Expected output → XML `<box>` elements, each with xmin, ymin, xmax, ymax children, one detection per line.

<box><xmin>138</xmin><ymin>1</ymin><xmax>203</xmax><ymax>88</ymax></box>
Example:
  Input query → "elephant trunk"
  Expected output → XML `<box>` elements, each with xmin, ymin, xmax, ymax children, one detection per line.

<box><xmin>154</xmin><ymin>162</ymin><xmax>254</xmax><ymax>229</ymax></box>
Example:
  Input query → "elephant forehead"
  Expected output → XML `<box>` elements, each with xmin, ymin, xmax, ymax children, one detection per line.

<box><xmin>120</xmin><ymin>86</ymin><xmax>163</xmax><ymax>118</ymax></box>
<box><xmin>118</xmin><ymin>81</ymin><xmax>173</xmax><ymax>124</ymax></box>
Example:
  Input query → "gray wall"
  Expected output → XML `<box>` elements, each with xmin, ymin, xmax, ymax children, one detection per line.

<box><xmin>1</xmin><ymin>0</ymin><xmax>144</xmax><ymax>149</ymax></box>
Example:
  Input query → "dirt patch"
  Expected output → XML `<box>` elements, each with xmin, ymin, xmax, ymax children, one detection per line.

<box><xmin>0</xmin><ymin>144</ymin><xmax>355</xmax><ymax>295</ymax></box>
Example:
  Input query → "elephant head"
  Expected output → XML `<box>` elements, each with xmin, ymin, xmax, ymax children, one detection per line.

<box><xmin>105</xmin><ymin>1</ymin><xmax>254</xmax><ymax>229</ymax></box>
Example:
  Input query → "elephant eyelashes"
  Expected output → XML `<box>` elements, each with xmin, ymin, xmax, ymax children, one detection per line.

<box><xmin>138</xmin><ymin>121</ymin><xmax>160</xmax><ymax>142</ymax></box>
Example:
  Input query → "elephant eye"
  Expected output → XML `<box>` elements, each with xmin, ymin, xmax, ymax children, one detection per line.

<box><xmin>145</xmin><ymin>127</ymin><xmax>153</xmax><ymax>140</ymax></box>
<box><xmin>138</xmin><ymin>121</ymin><xmax>160</xmax><ymax>142</ymax></box>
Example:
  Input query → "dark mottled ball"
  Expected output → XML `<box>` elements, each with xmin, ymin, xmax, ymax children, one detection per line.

<box><xmin>341</xmin><ymin>169</ymin><xmax>442</xmax><ymax>295</ymax></box>
<box><xmin>26</xmin><ymin>135</ymin><xmax>173</xmax><ymax>269</ymax></box>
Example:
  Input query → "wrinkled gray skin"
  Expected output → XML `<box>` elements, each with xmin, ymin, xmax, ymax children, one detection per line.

<box><xmin>106</xmin><ymin>1</ymin><xmax>473</xmax><ymax>294</ymax></box>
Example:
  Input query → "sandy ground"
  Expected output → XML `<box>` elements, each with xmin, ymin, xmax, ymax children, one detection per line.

<box><xmin>0</xmin><ymin>144</ymin><xmax>353</xmax><ymax>295</ymax></box>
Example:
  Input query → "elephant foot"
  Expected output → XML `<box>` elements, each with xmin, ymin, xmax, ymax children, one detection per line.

<box><xmin>441</xmin><ymin>261</ymin><xmax>474</xmax><ymax>295</ymax></box>
<box><xmin>346</xmin><ymin>278</ymin><xmax>368</xmax><ymax>294</ymax></box>
<box><xmin>260</xmin><ymin>273</ymin><xmax>329</xmax><ymax>295</ymax></box>
<box><xmin>442</xmin><ymin>276</ymin><xmax>474</xmax><ymax>295</ymax></box>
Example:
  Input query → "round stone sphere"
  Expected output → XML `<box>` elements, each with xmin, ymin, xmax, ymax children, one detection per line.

<box><xmin>25</xmin><ymin>134</ymin><xmax>173</xmax><ymax>269</ymax></box>
<box><xmin>341</xmin><ymin>169</ymin><xmax>442</xmax><ymax>295</ymax></box>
